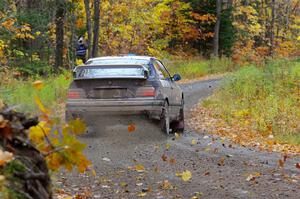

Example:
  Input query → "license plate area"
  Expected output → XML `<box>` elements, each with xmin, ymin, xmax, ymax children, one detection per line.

<box><xmin>89</xmin><ymin>88</ymin><xmax>128</xmax><ymax>99</ymax></box>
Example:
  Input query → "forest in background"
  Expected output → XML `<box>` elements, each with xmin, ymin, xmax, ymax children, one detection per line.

<box><xmin>0</xmin><ymin>0</ymin><xmax>299</xmax><ymax>76</ymax></box>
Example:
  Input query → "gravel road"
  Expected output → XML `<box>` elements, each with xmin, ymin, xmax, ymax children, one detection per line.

<box><xmin>57</xmin><ymin>78</ymin><xmax>300</xmax><ymax>199</ymax></box>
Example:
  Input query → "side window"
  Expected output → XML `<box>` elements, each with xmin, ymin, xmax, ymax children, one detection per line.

<box><xmin>153</xmin><ymin>60</ymin><xmax>170</xmax><ymax>79</ymax></box>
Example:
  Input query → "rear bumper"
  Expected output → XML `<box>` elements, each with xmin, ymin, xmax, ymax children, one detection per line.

<box><xmin>66</xmin><ymin>99</ymin><xmax>164</xmax><ymax>120</ymax></box>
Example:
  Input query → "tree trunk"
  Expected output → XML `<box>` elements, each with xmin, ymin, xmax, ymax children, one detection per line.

<box><xmin>84</xmin><ymin>0</ymin><xmax>92</xmax><ymax>58</ymax></box>
<box><xmin>54</xmin><ymin>0</ymin><xmax>66</xmax><ymax>70</ymax></box>
<box><xmin>0</xmin><ymin>107</ymin><xmax>52</xmax><ymax>199</ymax></box>
<box><xmin>92</xmin><ymin>0</ymin><xmax>100</xmax><ymax>57</ymax></box>
<box><xmin>269</xmin><ymin>0</ymin><xmax>276</xmax><ymax>56</ymax></box>
<box><xmin>213</xmin><ymin>0</ymin><xmax>222</xmax><ymax>57</ymax></box>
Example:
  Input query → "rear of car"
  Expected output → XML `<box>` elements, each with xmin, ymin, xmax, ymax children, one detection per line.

<box><xmin>66</xmin><ymin>63</ymin><xmax>164</xmax><ymax>121</ymax></box>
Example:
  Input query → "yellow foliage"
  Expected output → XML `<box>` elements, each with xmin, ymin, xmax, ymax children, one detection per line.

<box><xmin>29</xmin><ymin>121</ymin><xmax>50</xmax><ymax>143</ymax></box>
<box><xmin>76</xmin><ymin>18</ymin><xmax>85</xmax><ymax>29</ymax></box>
<box><xmin>34</xmin><ymin>96</ymin><xmax>51</xmax><ymax>115</ymax></box>
<box><xmin>68</xmin><ymin>118</ymin><xmax>87</xmax><ymax>135</ymax></box>
<box><xmin>29</xmin><ymin>93</ymin><xmax>92</xmax><ymax>173</ymax></box>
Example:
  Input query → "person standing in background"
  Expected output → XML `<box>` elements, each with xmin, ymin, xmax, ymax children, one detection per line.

<box><xmin>76</xmin><ymin>35</ymin><xmax>88</xmax><ymax>63</ymax></box>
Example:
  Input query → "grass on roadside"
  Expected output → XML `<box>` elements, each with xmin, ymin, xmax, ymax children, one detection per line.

<box><xmin>166</xmin><ymin>57</ymin><xmax>235</xmax><ymax>80</ymax></box>
<box><xmin>202</xmin><ymin>59</ymin><xmax>300</xmax><ymax>146</ymax></box>
<box><xmin>0</xmin><ymin>70</ymin><xmax>71</xmax><ymax>114</ymax></box>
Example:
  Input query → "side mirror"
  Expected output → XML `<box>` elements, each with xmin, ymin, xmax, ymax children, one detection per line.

<box><xmin>172</xmin><ymin>74</ymin><xmax>181</xmax><ymax>81</ymax></box>
<box><xmin>72</xmin><ymin>67</ymin><xmax>77</xmax><ymax>78</ymax></box>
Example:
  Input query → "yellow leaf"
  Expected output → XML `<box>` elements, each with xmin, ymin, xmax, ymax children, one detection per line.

<box><xmin>135</xmin><ymin>164</ymin><xmax>145</xmax><ymax>172</ymax></box>
<box><xmin>181</xmin><ymin>170</ymin><xmax>192</xmax><ymax>181</ymax></box>
<box><xmin>175</xmin><ymin>133</ymin><xmax>180</xmax><ymax>139</ymax></box>
<box><xmin>68</xmin><ymin>118</ymin><xmax>86</xmax><ymax>135</ymax></box>
<box><xmin>76</xmin><ymin>59</ymin><xmax>83</xmax><ymax>65</ymax></box>
<box><xmin>138</xmin><ymin>192</ymin><xmax>147</xmax><ymax>197</ymax></box>
<box><xmin>165</xmin><ymin>143</ymin><xmax>170</xmax><ymax>150</ymax></box>
<box><xmin>191</xmin><ymin>139</ymin><xmax>197</xmax><ymax>145</ymax></box>
<box><xmin>29</xmin><ymin>122</ymin><xmax>49</xmax><ymax>143</ymax></box>
<box><xmin>47</xmin><ymin>153</ymin><xmax>63</xmax><ymax>171</ymax></box>
<box><xmin>33</xmin><ymin>80</ymin><xmax>44</xmax><ymax>90</ymax></box>
<box><xmin>92</xmin><ymin>169</ymin><xmax>97</xmax><ymax>176</ymax></box>
<box><xmin>34</xmin><ymin>96</ymin><xmax>50</xmax><ymax>115</ymax></box>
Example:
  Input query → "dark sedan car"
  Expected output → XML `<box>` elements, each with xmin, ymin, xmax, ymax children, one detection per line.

<box><xmin>66</xmin><ymin>56</ymin><xmax>184</xmax><ymax>134</ymax></box>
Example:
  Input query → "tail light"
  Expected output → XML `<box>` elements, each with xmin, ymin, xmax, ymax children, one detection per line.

<box><xmin>136</xmin><ymin>87</ymin><xmax>156</xmax><ymax>97</ymax></box>
<box><xmin>67</xmin><ymin>89</ymin><xmax>85</xmax><ymax>99</ymax></box>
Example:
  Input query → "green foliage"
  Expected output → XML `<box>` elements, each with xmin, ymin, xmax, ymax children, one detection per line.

<box><xmin>205</xmin><ymin>59</ymin><xmax>300</xmax><ymax>144</ymax></box>
<box><xmin>17</xmin><ymin>61</ymin><xmax>54</xmax><ymax>76</ymax></box>
<box><xmin>219</xmin><ymin>6</ymin><xmax>235</xmax><ymax>56</ymax></box>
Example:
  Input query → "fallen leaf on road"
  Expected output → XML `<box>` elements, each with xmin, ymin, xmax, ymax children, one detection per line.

<box><xmin>246</xmin><ymin>172</ymin><xmax>261</xmax><ymax>181</ymax></box>
<box><xmin>169</xmin><ymin>158</ymin><xmax>176</xmax><ymax>164</ymax></box>
<box><xmin>162</xmin><ymin>180</ymin><xmax>172</xmax><ymax>189</ymax></box>
<box><xmin>120</xmin><ymin>182</ymin><xmax>128</xmax><ymax>187</ymax></box>
<box><xmin>181</xmin><ymin>170</ymin><xmax>192</xmax><ymax>181</ymax></box>
<box><xmin>191</xmin><ymin>139</ymin><xmax>197</xmax><ymax>145</ymax></box>
<box><xmin>175</xmin><ymin>133</ymin><xmax>180</xmax><ymax>139</ymax></box>
<box><xmin>218</xmin><ymin>157</ymin><xmax>225</xmax><ymax>166</ymax></box>
<box><xmin>161</xmin><ymin>154</ymin><xmax>168</xmax><ymax>162</ymax></box>
<box><xmin>135</xmin><ymin>164</ymin><xmax>145</xmax><ymax>172</ymax></box>
<box><xmin>278</xmin><ymin>159</ymin><xmax>285</xmax><ymax>168</ymax></box>
<box><xmin>165</xmin><ymin>143</ymin><xmax>171</xmax><ymax>150</ymax></box>
<box><xmin>91</xmin><ymin>169</ymin><xmax>97</xmax><ymax>176</ymax></box>
<box><xmin>295</xmin><ymin>163</ymin><xmax>300</xmax><ymax>169</ymax></box>
<box><xmin>137</xmin><ymin>192</ymin><xmax>147</xmax><ymax>197</ymax></box>
<box><xmin>204</xmin><ymin>147</ymin><xmax>211</xmax><ymax>152</ymax></box>
<box><xmin>204</xmin><ymin>171</ymin><xmax>210</xmax><ymax>176</ymax></box>
<box><xmin>128</xmin><ymin>124</ymin><xmax>136</xmax><ymax>132</ymax></box>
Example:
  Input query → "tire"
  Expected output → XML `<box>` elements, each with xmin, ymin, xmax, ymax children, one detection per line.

<box><xmin>171</xmin><ymin>100</ymin><xmax>185</xmax><ymax>133</ymax></box>
<box><xmin>160</xmin><ymin>101</ymin><xmax>171</xmax><ymax>135</ymax></box>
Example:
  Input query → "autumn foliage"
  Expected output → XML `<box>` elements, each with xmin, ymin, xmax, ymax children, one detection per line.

<box><xmin>0</xmin><ymin>81</ymin><xmax>91</xmax><ymax>198</ymax></box>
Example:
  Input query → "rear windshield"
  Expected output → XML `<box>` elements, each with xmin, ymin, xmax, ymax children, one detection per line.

<box><xmin>86</xmin><ymin>59</ymin><xmax>149</xmax><ymax>65</ymax></box>
<box><xmin>77</xmin><ymin>66</ymin><xmax>147</xmax><ymax>79</ymax></box>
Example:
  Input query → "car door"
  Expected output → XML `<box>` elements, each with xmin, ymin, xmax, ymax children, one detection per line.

<box><xmin>156</xmin><ymin>60</ymin><xmax>182</xmax><ymax>106</ymax></box>
<box><xmin>152</xmin><ymin>59</ymin><xmax>182</xmax><ymax>119</ymax></box>
<box><xmin>152</xmin><ymin>59</ymin><xmax>172</xmax><ymax>100</ymax></box>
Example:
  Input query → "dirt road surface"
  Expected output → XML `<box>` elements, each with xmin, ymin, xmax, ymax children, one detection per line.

<box><xmin>57</xmin><ymin>79</ymin><xmax>300</xmax><ymax>199</ymax></box>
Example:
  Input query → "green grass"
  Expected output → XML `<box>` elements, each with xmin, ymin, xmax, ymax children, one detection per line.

<box><xmin>204</xmin><ymin>59</ymin><xmax>300</xmax><ymax>145</ymax></box>
<box><xmin>166</xmin><ymin>57</ymin><xmax>236</xmax><ymax>80</ymax></box>
<box><xmin>0</xmin><ymin>71</ymin><xmax>71</xmax><ymax>114</ymax></box>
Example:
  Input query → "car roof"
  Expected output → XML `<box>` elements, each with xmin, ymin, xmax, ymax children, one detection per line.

<box><xmin>87</xmin><ymin>56</ymin><xmax>155</xmax><ymax>63</ymax></box>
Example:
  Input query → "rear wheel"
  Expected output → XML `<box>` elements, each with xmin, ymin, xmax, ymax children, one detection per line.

<box><xmin>171</xmin><ymin>99</ymin><xmax>185</xmax><ymax>133</ymax></box>
<box><xmin>160</xmin><ymin>101</ymin><xmax>170</xmax><ymax>135</ymax></box>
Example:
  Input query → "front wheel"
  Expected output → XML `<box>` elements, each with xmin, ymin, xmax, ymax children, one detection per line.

<box><xmin>160</xmin><ymin>101</ymin><xmax>170</xmax><ymax>135</ymax></box>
